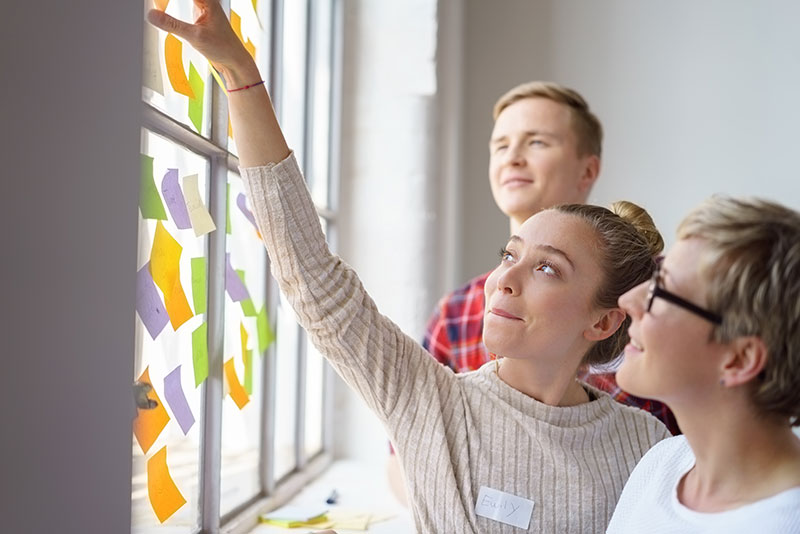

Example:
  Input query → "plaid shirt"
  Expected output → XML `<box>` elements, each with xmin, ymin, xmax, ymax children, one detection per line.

<box><xmin>422</xmin><ymin>271</ymin><xmax>680</xmax><ymax>435</ymax></box>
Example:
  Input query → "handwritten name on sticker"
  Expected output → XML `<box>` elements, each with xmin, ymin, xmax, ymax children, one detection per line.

<box><xmin>475</xmin><ymin>486</ymin><xmax>534</xmax><ymax>530</ymax></box>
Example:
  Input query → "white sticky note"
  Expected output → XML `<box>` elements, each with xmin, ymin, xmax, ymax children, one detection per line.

<box><xmin>182</xmin><ymin>174</ymin><xmax>217</xmax><ymax>237</ymax></box>
<box><xmin>475</xmin><ymin>485</ymin><xmax>534</xmax><ymax>530</ymax></box>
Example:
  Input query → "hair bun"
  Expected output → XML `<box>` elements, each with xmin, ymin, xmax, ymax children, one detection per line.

<box><xmin>611</xmin><ymin>200</ymin><xmax>664</xmax><ymax>257</ymax></box>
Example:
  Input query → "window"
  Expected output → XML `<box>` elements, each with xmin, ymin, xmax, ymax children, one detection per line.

<box><xmin>131</xmin><ymin>0</ymin><xmax>340</xmax><ymax>532</ymax></box>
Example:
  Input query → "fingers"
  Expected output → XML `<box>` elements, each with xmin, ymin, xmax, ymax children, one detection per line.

<box><xmin>146</xmin><ymin>9</ymin><xmax>194</xmax><ymax>39</ymax></box>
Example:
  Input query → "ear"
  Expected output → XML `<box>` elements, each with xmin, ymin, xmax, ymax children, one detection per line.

<box><xmin>577</xmin><ymin>154</ymin><xmax>601</xmax><ymax>195</ymax></box>
<box><xmin>720</xmin><ymin>336</ymin><xmax>768</xmax><ymax>387</ymax></box>
<box><xmin>584</xmin><ymin>308</ymin><xmax>625</xmax><ymax>342</ymax></box>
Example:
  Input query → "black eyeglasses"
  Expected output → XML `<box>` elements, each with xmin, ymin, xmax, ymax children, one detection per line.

<box><xmin>647</xmin><ymin>263</ymin><xmax>722</xmax><ymax>325</ymax></box>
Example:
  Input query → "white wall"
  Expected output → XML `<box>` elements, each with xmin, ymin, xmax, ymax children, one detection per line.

<box><xmin>2</xmin><ymin>3</ymin><xmax>141</xmax><ymax>532</ymax></box>
<box><xmin>460</xmin><ymin>0</ymin><xmax>800</xmax><ymax>280</ymax></box>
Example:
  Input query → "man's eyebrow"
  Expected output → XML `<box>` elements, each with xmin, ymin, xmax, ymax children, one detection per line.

<box><xmin>490</xmin><ymin>130</ymin><xmax>559</xmax><ymax>145</ymax></box>
<box><xmin>507</xmin><ymin>235</ymin><xmax>575</xmax><ymax>270</ymax></box>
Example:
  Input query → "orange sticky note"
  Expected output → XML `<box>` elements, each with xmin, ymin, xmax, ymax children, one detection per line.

<box><xmin>224</xmin><ymin>358</ymin><xmax>250</xmax><ymax>409</ymax></box>
<box><xmin>244</xmin><ymin>39</ymin><xmax>256</xmax><ymax>59</ymax></box>
<box><xmin>150</xmin><ymin>221</ymin><xmax>193</xmax><ymax>329</ymax></box>
<box><xmin>147</xmin><ymin>446</ymin><xmax>187</xmax><ymax>523</ymax></box>
<box><xmin>133</xmin><ymin>367</ymin><xmax>171</xmax><ymax>454</ymax></box>
<box><xmin>153</xmin><ymin>0</ymin><xmax>169</xmax><ymax>10</ymax></box>
<box><xmin>230</xmin><ymin>11</ymin><xmax>244</xmax><ymax>42</ymax></box>
<box><xmin>164</xmin><ymin>33</ymin><xmax>195</xmax><ymax>98</ymax></box>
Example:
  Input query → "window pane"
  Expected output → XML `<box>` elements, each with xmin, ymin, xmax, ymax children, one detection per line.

<box><xmin>132</xmin><ymin>129</ymin><xmax>211</xmax><ymax>532</ymax></box>
<box><xmin>307</xmin><ymin>0</ymin><xmax>333</xmax><ymax>207</ymax></box>
<box><xmin>220</xmin><ymin>172</ymin><xmax>269</xmax><ymax>516</ymax></box>
<box><xmin>142</xmin><ymin>1</ymin><xmax>212</xmax><ymax>137</ymax></box>
<box><xmin>227</xmin><ymin>0</ymin><xmax>274</xmax><ymax>156</ymax></box>
<box><xmin>280</xmin><ymin>0</ymin><xmax>309</xmax><ymax>169</ymax></box>
<box><xmin>273</xmin><ymin>293</ymin><xmax>300</xmax><ymax>480</ymax></box>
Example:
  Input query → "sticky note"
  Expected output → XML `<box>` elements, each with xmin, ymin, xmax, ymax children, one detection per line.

<box><xmin>187</xmin><ymin>62</ymin><xmax>204</xmax><ymax>132</ymax></box>
<box><xmin>224</xmin><ymin>358</ymin><xmax>250</xmax><ymax>409</ymax></box>
<box><xmin>225</xmin><ymin>253</ymin><xmax>250</xmax><ymax>302</ymax></box>
<box><xmin>161</xmin><ymin>168</ymin><xmax>191</xmax><ymax>229</ymax></box>
<box><xmin>163</xmin><ymin>365</ymin><xmax>195</xmax><ymax>434</ymax></box>
<box><xmin>240</xmin><ymin>322</ymin><xmax>249</xmax><ymax>359</ymax></box>
<box><xmin>133</xmin><ymin>367</ymin><xmax>170</xmax><ymax>454</ymax></box>
<box><xmin>236</xmin><ymin>193</ymin><xmax>258</xmax><ymax>229</ymax></box>
<box><xmin>257</xmin><ymin>304</ymin><xmax>275</xmax><ymax>353</ymax></box>
<box><xmin>190</xmin><ymin>257</ymin><xmax>206</xmax><ymax>315</ymax></box>
<box><xmin>147</xmin><ymin>446</ymin><xmax>187</xmax><ymax>523</ymax></box>
<box><xmin>136</xmin><ymin>263</ymin><xmax>169</xmax><ymax>339</ymax></box>
<box><xmin>164</xmin><ymin>33</ymin><xmax>195</xmax><ymax>98</ymax></box>
<box><xmin>153</xmin><ymin>0</ymin><xmax>169</xmax><ymax>11</ymax></box>
<box><xmin>244</xmin><ymin>39</ymin><xmax>256</xmax><ymax>59</ymax></box>
<box><xmin>191</xmin><ymin>322</ymin><xmax>209</xmax><ymax>387</ymax></box>
<box><xmin>150</xmin><ymin>221</ymin><xmax>193</xmax><ymax>330</ymax></box>
<box><xmin>140</xmin><ymin>154</ymin><xmax>167</xmax><ymax>220</ymax></box>
<box><xmin>183</xmin><ymin>174</ymin><xmax>216</xmax><ymax>237</ymax></box>
<box><xmin>237</xmin><ymin>270</ymin><xmax>257</xmax><ymax>316</ymax></box>
<box><xmin>226</xmin><ymin>183</ymin><xmax>232</xmax><ymax>234</ymax></box>
<box><xmin>244</xmin><ymin>349</ymin><xmax>253</xmax><ymax>394</ymax></box>
<box><xmin>231</xmin><ymin>10</ymin><xmax>244</xmax><ymax>42</ymax></box>
<box><xmin>142</xmin><ymin>19</ymin><xmax>164</xmax><ymax>95</ymax></box>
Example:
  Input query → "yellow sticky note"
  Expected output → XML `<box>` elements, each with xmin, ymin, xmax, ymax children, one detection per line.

<box><xmin>133</xmin><ymin>367</ymin><xmax>171</xmax><ymax>454</ymax></box>
<box><xmin>240</xmin><ymin>322</ymin><xmax>249</xmax><ymax>360</ymax></box>
<box><xmin>182</xmin><ymin>174</ymin><xmax>216</xmax><ymax>237</ymax></box>
<box><xmin>142</xmin><ymin>19</ymin><xmax>164</xmax><ymax>95</ymax></box>
<box><xmin>244</xmin><ymin>39</ymin><xmax>256</xmax><ymax>59</ymax></box>
<box><xmin>224</xmin><ymin>358</ymin><xmax>250</xmax><ymax>409</ymax></box>
<box><xmin>164</xmin><ymin>33</ymin><xmax>195</xmax><ymax>98</ymax></box>
<box><xmin>153</xmin><ymin>0</ymin><xmax>169</xmax><ymax>10</ymax></box>
<box><xmin>147</xmin><ymin>446</ymin><xmax>187</xmax><ymax>523</ymax></box>
<box><xmin>231</xmin><ymin>10</ymin><xmax>244</xmax><ymax>43</ymax></box>
<box><xmin>150</xmin><ymin>222</ymin><xmax>194</xmax><ymax>329</ymax></box>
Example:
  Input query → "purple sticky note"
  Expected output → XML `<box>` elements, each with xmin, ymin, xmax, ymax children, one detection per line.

<box><xmin>161</xmin><ymin>168</ymin><xmax>192</xmax><ymax>229</ymax></box>
<box><xmin>164</xmin><ymin>365</ymin><xmax>195</xmax><ymax>435</ymax></box>
<box><xmin>136</xmin><ymin>262</ymin><xmax>169</xmax><ymax>339</ymax></box>
<box><xmin>236</xmin><ymin>193</ymin><xmax>259</xmax><ymax>230</ymax></box>
<box><xmin>225</xmin><ymin>253</ymin><xmax>250</xmax><ymax>302</ymax></box>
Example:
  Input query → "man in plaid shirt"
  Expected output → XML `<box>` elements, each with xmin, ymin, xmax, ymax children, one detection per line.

<box><xmin>421</xmin><ymin>81</ymin><xmax>678</xmax><ymax>434</ymax></box>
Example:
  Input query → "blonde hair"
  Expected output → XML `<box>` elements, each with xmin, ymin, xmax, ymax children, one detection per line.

<box><xmin>493</xmin><ymin>81</ymin><xmax>603</xmax><ymax>157</ymax></box>
<box><xmin>552</xmin><ymin>201</ymin><xmax>663</xmax><ymax>366</ymax></box>
<box><xmin>677</xmin><ymin>196</ymin><xmax>800</xmax><ymax>425</ymax></box>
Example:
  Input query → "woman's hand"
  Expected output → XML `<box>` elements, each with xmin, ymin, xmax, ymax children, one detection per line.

<box><xmin>146</xmin><ymin>0</ymin><xmax>258</xmax><ymax>88</ymax></box>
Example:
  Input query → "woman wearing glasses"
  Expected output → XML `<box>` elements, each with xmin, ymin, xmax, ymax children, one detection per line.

<box><xmin>607</xmin><ymin>197</ymin><xmax>800</xmax><ymax>533</ymax></box>
<box><xmin>146</xmin><ymin>3</ymin><xmax>672</xmax><ymax>532</ymax></box>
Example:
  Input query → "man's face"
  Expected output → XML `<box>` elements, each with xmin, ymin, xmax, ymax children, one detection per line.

<box><xmin>488</xmin><ymin>98</ymin><xmax>599</xmax><ymax>228</ymax></box>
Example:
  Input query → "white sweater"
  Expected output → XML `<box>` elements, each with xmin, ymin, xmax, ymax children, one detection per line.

<box><xmin>607</xmin><ymin>435</ymin><xmax>800</xmax><ymax>533</ymax></box>
<box><xmin>241</xmin><ymin>153</ymin><xmax>670</xmax><ymax>533</ymax></box>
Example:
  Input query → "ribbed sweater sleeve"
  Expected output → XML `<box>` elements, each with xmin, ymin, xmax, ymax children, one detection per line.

<box><xmin>241</xmin><ymin>153</ymin><xmax>670</xmax><ymax>534</ymax></box>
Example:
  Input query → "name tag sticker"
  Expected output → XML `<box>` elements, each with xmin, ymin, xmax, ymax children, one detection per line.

<box><xmin>475</xmin><ymin>485</ymin><xmax>534</xmax><ymax>529</ymax></box>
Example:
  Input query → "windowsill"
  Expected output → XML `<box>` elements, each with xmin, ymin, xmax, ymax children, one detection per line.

<box><xmin>248</xmin><ymin>460</ymin><xmax>413</xmax><ymax>533</ymax></box>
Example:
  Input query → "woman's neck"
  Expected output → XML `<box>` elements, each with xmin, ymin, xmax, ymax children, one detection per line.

<box><xmin>496</xmin><ymin>356</ymin><xmax>589</xmax><ymax>407</ymax></box>
<box><xmin>676</xmin><ymin>401</ymin><xmax>800</xmax><ymax>512</ymax></box>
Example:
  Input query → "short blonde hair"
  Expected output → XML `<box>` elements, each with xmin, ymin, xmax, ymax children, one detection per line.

<box><xmin>677</xmin><ymin>196</ymin><xmax>800</xmax><ymax>425</ymax></box>
<box><xmin>493</xmin><ymin>81</ymin><xmax>603</xmax><ymax>157</ymax></box>
<box><xmin>553</xmin><ymin>201</ymin><xmax>663</xmax><ymax>366</ymax></box>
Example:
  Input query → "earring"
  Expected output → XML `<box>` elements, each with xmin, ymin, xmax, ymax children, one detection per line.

<box><xmin>719</xmin><ymin>378</ymin><xmax>726</xmax><ymax>387</ymax></box>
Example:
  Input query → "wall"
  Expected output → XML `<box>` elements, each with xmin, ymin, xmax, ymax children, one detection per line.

<box><xmin>460</xmin><ymin>0</ymin><xmax>800</xmax><ymax>280</ymax></box>
<box><xmin>1</xmin><ymin>2</ymin><xmax>141</xmax><ymax>533</ymax></box>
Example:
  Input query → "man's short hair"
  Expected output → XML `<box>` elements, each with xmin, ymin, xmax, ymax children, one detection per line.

<box><xmin>493</xmin><ymin>81</ymin><xmax>603</xmax><ymax>158</ymax></box>
<box><xmin>677</xmin><ymin>196</ymin><xmax>800</xmax><ymax>425</ymax></box>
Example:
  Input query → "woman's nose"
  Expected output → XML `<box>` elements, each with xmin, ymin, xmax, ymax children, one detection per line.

<box><xmin>619</xmin><ymin>280</ymin><xmax>648</xmax><ymax>317</ymax></box>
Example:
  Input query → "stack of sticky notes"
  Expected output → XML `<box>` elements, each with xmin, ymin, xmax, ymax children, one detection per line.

<box><xmin>258</xmin><ymin>505</ymin><xmax>329</xmax><ymax>528</ymax></box>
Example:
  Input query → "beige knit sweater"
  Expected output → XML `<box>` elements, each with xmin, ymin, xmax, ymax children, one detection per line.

<box><xmin>241</xmin><ymin>153</ymin><xmax>670</xmax><ymax>534</ymax></box>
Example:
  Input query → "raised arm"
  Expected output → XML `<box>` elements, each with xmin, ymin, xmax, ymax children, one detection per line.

<box><xmin>147</xmin><ymin>0</ymin><xmax>288</xmax><ymax>167</ymax></box>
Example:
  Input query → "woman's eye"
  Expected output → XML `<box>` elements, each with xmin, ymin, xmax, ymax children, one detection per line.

<box><xmin>498</xmin><ymin>248</ymin><xmax>514</xmax><ymax>262</ymax></box>
<box><xmin>529</xmin><ymin>139</ymin><xmax>545</xmax><ymax>147</ymax></box>
<box><xmin>536</xmin><ymin>262</ymin><xmax>558</xmax><ymax>276</ymax></box>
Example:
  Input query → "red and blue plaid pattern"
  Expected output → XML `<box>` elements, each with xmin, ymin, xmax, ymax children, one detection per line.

<box><xmin>422</xmin><ymin>271</ymin><xmax>680</xmax><ymax>435</ymax></box>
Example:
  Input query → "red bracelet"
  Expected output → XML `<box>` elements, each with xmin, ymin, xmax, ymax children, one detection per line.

<box><xmin>228</xmin><ymin>80</ymin><xmax>265</xmax><ymax>93</ymax></box>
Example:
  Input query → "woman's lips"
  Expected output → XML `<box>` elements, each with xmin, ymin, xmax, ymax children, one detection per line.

<box><xmin>490</xmin><ymin>307</ymin><xmax>522</xmax><ymax>320</ymax></box>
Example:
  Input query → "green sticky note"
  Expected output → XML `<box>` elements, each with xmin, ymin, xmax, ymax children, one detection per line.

<box><xmin>191</xmin><ymin>257</ymin><xmax>207</xmax><ymax>314</ymax></box>
<box><xmin>226</xmin><ymin>183</ymin><xmax>232</xmax><ymax>234</ymax></box>
<box><xmin>192</xmin><ymin>322</ymin><xmax>209</xmax><ymax>387</ymax></box>
<box><xmin>187</xmin><ymin>62</ymin><xmax>204</xmax><ymax>132</ymax></box>
<box><xmin>257</xmin><ymin>304</ymin><xmax>275</xmax><ymax>354</ymax></box>
<box><xmin>244</xmin><ymin>349</ymin><xmax>253</xmax><ymax>394</ymax></box>
<box><xmin>236</xmin><ymin>269</ymin><xmax>258</xmax><ymax>316</ymax></box>
<box><xmin>139</xmin><ymin>154</ymin><xmax>167</xmax><ymax>220</ymax></box>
